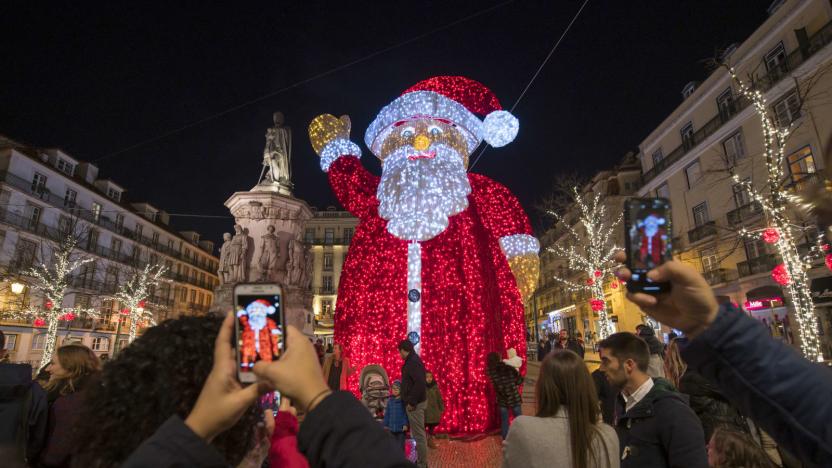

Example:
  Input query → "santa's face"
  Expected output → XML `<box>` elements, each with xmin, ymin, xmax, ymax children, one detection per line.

<box><xmin>643</xmin><ymin>215</ymin><xmax>661</xmax><ymax>237</ymax></box>
<box><xmin>377</xmin><ymin>119</ymin><xmax>472</xmax><ymax>241</ymax></box>
<box><xmin>245</xmin><ymin>304</ymin><xmax>270</xmax><ymax>331</ymax></box>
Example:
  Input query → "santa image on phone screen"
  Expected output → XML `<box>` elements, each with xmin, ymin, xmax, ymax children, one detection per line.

<box><xmin>636</xmin><ymin>213</ymin><xmax>667</xmax><ymax>269</ymax></box>
<box><xmin>237</xmin><ymin>299</ymin><xmax>282</xmax><ymax>368</ymax></box>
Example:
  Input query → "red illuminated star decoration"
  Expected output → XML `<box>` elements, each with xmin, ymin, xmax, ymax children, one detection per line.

<box><xmin>761</xmin><ymin>227</ymin><xmax>780</xmax><ymax>244</ymax></box>
<box><xmin>771</xmin><ymin>263</ymin><xmax>791</xmax><ymax>285</ymax></box>
<box><xmin>34</xmin><ymin>317</ymin><xmax>45</xmax><ymax>327</ymax></box>
<box><xmin>590</xmin><ymin>299</ymin><xmax>605</xmax><ymax>311</ymax></box>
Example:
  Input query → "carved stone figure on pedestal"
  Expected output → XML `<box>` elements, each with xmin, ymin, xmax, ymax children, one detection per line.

<box><xmin>260</xmin><ymin>112</ymin><xmax>292</xmax><ymax>187</ymax></box>
<box><xmin>218</xmin><ymin>232</ymin><xmax>232</xmax><ymax>284</ymax></box>
<box><xmin>259</xmin><ymin>225</ymin><xmax>280</xmax><ymax>282</ymax></box>
<box><xmin>228</xmin><ymin>224</ymin><xmax>250</xmax><ymax>283</ymax></box>
<box><xmin>301</xmin><ymin>247</ymin><xmax>314</xmax><ymax>290</ymax></box>
<box><xmin>287</xmin><ymin>233</ymin><xmax>304</xmax><ymax>285</ymax></box>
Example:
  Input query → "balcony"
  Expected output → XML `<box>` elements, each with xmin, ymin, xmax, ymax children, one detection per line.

<box><xmin>642</xmin><ymin>19</ymin><xmax>832</xmax><ymax>185</ymax></box>
<box><xmin>307</xmin><ymin>237</ymin><xmax>351</xmax><ymax>246</ymax></box>
<box><xmin>737</xmin><ymin>253</ymin><xmax>780</xmax><ymax>278</ymax></box>
<box><xmin>726</xmin><ymin>202</ymin><xmax>763</xmax><ymax>226</ymax></box>
<box><xmin>313</xmin><ymin>287</ymin><xmax>336</xmax><ymax>295</ymax></box>
<box><xmin>688</xmin><ymin>221</ymin><xmax>717</xmax><ymax>244</ymax></box>
<box><xmin>703</xmin><ymin>268</ymin><xmax>738</xmax><ymax>286</ymax></box>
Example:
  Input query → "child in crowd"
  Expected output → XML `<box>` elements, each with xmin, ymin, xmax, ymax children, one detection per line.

<box><xmin>382</xmin><ymin>380</ymin><xmax>409</xmax><ymax>452</ymax></box>
<box><xmin>708</xmin><ymin>426</ymin><xmax>777</xmax><ymax>468</ymax></box>
<box><xmin>425</xmin><ymin>371</ymin><xmax>444</xmax><ymax>449</ymax></box>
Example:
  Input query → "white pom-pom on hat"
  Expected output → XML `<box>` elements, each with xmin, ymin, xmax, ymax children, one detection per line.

<box><xmin>482</xmin><ymin>110</ymin><xmax>519</xmax><ymax>148</ymax></box>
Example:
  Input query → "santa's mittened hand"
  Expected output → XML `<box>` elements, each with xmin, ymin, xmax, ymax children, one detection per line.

<box><xmin>309</xmin><ymin>114</ymin><xmax>351</xmax><ymax>155</ymax></box>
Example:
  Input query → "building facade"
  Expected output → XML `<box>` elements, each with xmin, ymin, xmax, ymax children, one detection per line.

<box><xmin>0</xmin><ymin>137</ymin><xmax>220</xmax><ymax>366</ymax></box>
<box><xmin>304</xmin><ymin>206</ymin><xmax>358</xmax><ymax>342</ymax></box>
<box><xmin>636</xmin><ymin>0</ymin><xmax>832</xmax><ymax>357</ymax></box>
<box><xmin>526</xmin><ymin>153</ymin><xmax>647</xmax><ymax>343</ymax></box>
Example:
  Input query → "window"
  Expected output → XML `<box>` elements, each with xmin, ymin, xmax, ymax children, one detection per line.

<box><xmin>652</xmin><ymin>149</ymin><xmax>664</xmax><ymax>167</ymax></box>
<box><xmin>87</xmin><ymin>229</ymin><xmax>99</xmax><ymax>251</ymax></box>
<box><xmin>745</xmin><ymin>238</ymin><xmax>767</xmax><ymax>260</ymax></box>
<box><xmin>152</xmin><ymin>232</ymin><xmax>159</xmax><ymax>245</ymax></box>
<box><xmin>324</xmin><ymin>228</ymin><xmax>334</xmax><ymax>244</ymax></box>
<box><xmin>322</xmin><ymin>300</ymin><xmax>333</xmax><ymax>316</ymax></box>
<box><xmin>111</xmin><ymin>238</ymin><xmax>122</xmax><ymax>254</ymax></box>
<box><xmin>723</xmin><ymin>130</ymin><xmax>746</xmax><ymax>164</ymax></box>
<box><xmin>3</xmin><ymin>333</ymin><xmax>17</xmax><ymax>350</ymax></box>
<box><xmin>322</xmin><ymin>275</ymin><xmax>333</xmax><ymax>292</ymax></box>
<box><xmin>92</xmin><ymin>337</ymin><xmax>110</xmax><ymax>351</ymax></box>
<box><xmin>733</xmin><ymin>179</ymin><xmax>752</xmax><ymax>207</ymax></box>
<box><xmin>112</xmin><ymin>213</ymin><xmax>123</xmax><ymax>231</ymax></box>
<box><xmin>692</xmin><ymin>202</ymin><xmax>710</xmax><ymax>227</ymax></box>
<box><xmin>31</xmin><ymin>172</ymin><xmax>47</xmax><ymax>194</ymax></box>
<box><xmin>64</xmin><ymin>188</ymin><xmax>77</xmax><ymax>208</ymax></box>
<box><xmin>107</xmin><ymin>188</ymin><xmax>121</xmax><ymax>201</ymax></box>
<box><xmin>56</xmin><ymin>158</ymin><xmax>75</xmax><ymax>176</ymax></box>
<box><xmin>197</xmin><ymin>292</ymin><xmax>204</xmax><ymax>305</ymax></box>
<box><xmin>343</xmin><ymin>228</ymin><xmax>354</xmax><ymax>244</ymax></box>
<box><xmin>27</xmin><ymin>204</ymin><xmax>42</xmax><ymax>229</ymax></box>
<box><xmin>787</xmin><ymin>146</ymin><xmax>816</xmax><ymax>183</ymax></box>
<box><xmin>773</xmin><ymin>91</ymin><xmax>801</xmax><ymax>127</ymax></box>
<box><xmin>680</xmin><ymin>122</ymin><xmax>695</xmax><ymax>150</ymax></box>
<box><xmin>132</xmin><ymin>244</ymin><xmax>141</xmax><ymax>260</ymax></box>
<box><xmin>31</xmin><ymin>333</ymin><xmax>47</xmax><ymax>350</ymax></box>
<box><xmin>304</xmin><ymin>228</ymin><xmax>315</xmax><ymax>243</ymax></box>
<box><xmin>682</xmin><ymin>82</ymin><xmax>697</xmax><ymax>98</ymax></box>
<box><xmin>180</xmin><ymin>287</ymin><xmax>188</xmax><ymax>301</ymax></box>
<box><xmin>700</xmin><ymin>248</ymin><xmax>718</xmax><ymax>272</ymax></box>
<box><xmin>190</xmin><ymin>289</ymin><xmax>196</xmax><ymax>303</ymax></box>
<box><xmin>167</xmin><ymin>239</ymin><xmax>175</xmax><ymax>252</ymax></box>
<box><xmin>105</xmin><ymin>266</ymin><xmax>119</xmax><ymax>287</ymax></box>
<box><xmin>764</xmin><ymin>42</ymin><xmax>787</xmax><ymax>77</ymax></box>
<box><xmin>92</xmin><ymin>202</ymin><xmax>102</xmax><ymax>223</ymax></box>
<box><xmin>684</xmin><ymin>160</ymin><xmax>702</xmax><ymax>188</ymax></box>
<box><xmin>323</xmin><ymin>253</ymin><xmax>333</xmax><ymax>271</ymax></box>
<box><xmin>656</xmin><ymin>183</ymin><xmax>670</xmax><ymax>200</ymax></box>
<box><xmin>717</xmin><ymin>88</ymin><xmax>735</xmax><ymax>120</ymax></box>
<box><xmin>14</xmin><ymin>239</ymin><xmax>37</xmax><ymax>270</ymax></box>
<box><xmin>136</xmin><ymin>225</ymin><xmax>143</xmax><ymax>240</ymax></box>
<box><xmin>58</xmin><ymin>215</ymin><xmax>72</xmax><ymax>235</ymax></box>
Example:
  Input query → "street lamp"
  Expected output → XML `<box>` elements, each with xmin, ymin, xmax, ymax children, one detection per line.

<box><xmin>10</xmin><ymin>282</ymin><xmax>25</xmax><ymax>295</ymax></box>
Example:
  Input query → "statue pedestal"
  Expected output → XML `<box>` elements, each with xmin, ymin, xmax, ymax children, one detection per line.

<box><xmin>210</xmin><ymin>189</ymin><xmax>314</xmax><ymax>337</ymax></box>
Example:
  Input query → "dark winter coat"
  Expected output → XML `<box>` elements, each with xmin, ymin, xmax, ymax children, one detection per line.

<box><xmin>40</xmin><ymin>373</ymin><xmax>97</xmax><ymax>467</ymax></box>
<box><xmin>681</xmin><ymin>303</ymin><xmax>832</xmax><ymax>466</ymax></box>
<box><xmin>553</xmin><ymin>338</ymin><xmax>585</xmax><ymax>358</ymax></box>
<box><xmin>613</xmin><ymin>378</ymin><xmax>707</xmax><ymax>468</ymax></box>
<box><xmin>678</xmin><ymin>368</ymin><xmax>748</xmax><ymax>440</ymax></box>
<box><xmin>400</xmin><ymin>352</ymin><xmax>427</xmax><ymax>407</ymax></box>
<box><xmin>425</xmin><ymin>381</ymin><xmax>444</xmax><ymax>425</ymax></box>
<box><xmin>0</xmin><ymin>363</ymin><xmax>48</xmax><ymax>465</ymax></box>
<box><xmin>486</xmin><ymin>362</ymin><xmax>523</xmax><ymax>408</ymax></box>
<box><xmin>123</xmin><ymin>391</ymin><xmax>415</xmax><ymax>467</ymax></box>
<box><xmin>383</xmin><ymin>397</ymin><xmax>409</xmax><ymax>433</ymax></box>
<box><xmin>592</xmin><ymin>369</ymin><xmax>616</xmax><ymax>425</ymax></box>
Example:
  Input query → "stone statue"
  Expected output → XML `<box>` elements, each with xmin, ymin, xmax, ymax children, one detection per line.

<box><xmin>261</xmin><ymin>111</ymin><xmax>292</xmax><ymax>185</ymax></box>
<box><xmin>259</xmin><ymin>225</ymin><xmax>280</xmax><ymax>281</ymax></box>
<box><xmin>228</xmin><ymin>224</ymin><xmax>249</xmax><ymax>282</ymax></box>
<box><xmin>218</xmin><ymin>232</ymin><xmax>232</xmax><ymax>284</ymax></box>
<box><xmin>287</xmin><ymin>233</ymin><xmax>304</xmax><ymax>285</ymax></box>
<box><xmin>301</xmin><ymin>247</ymin><xmax>314</xmax><ymax>290</ymax></box>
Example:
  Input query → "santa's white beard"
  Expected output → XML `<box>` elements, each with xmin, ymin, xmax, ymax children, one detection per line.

<box><xmin>377</xmin><ymin>144</ymin><xmax>472</xmax><ymax>241</ymax></box>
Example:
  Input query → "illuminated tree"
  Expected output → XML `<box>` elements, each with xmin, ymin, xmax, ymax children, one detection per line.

<box><xmin>110</xmin><ymin>263</ymin><xmax>169</xmax><ymax>343</ymax></box>
<box><xmin>547</xmin><ymin>187</ymin><xmax>621</xmax><ymax>339</ymax></box>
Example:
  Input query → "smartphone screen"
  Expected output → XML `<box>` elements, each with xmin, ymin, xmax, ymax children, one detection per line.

<box><xmin>625</xmin><ymin>198</ymin><xmax>673</xmax><ymax>293</ymax></box>
<box><xmin>235</xmin><ymin>293</ymin><xmax>283</xmax><ymax>376</ymax></box>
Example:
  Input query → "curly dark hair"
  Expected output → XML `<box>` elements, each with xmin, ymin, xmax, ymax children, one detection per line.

<box><xmin>71</xmin><ymin>315</ymin><xmax>259</xmax><ymax>467</ymax></box>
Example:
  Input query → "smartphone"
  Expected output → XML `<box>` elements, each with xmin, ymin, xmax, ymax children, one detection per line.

<box><xmin>623</xmin><ymin>198</ymin><xmax>673</xmax><ymax>294</ymax></box>
<box><xmin>233</xmin><ymin>283</ymin><xmax>284</xmax><ymax>384</ymax></box>
<box><xmin>259</xmin><ymin>391</ymin><xmax>281</xmax><ymax>417</ymax></box>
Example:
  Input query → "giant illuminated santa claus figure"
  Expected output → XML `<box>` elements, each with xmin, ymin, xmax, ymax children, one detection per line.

<box><xmin>236</xmin><ymin>299</ymin><xmax>282</xmax><ymax>368</ymax></box>
<box><xmin>308</xmin><ymin>76</ymin><xmax>540</xmax><ymax>433</ymax></box>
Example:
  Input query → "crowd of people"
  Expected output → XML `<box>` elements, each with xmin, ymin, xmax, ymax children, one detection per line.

<box><xmin>1</xmin><ymin>251</ymin><xmax>831</xmax><ymax>467</ymax></box>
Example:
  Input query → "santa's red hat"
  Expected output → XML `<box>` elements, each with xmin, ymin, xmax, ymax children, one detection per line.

<box><xmin>364</xmin><ymin>76</ymin><xmax>519</xmax><ymax>157</ymax></box>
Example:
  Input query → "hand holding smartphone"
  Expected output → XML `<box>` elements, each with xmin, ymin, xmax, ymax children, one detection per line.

<box><xmin>234</xmin><ymin>283</ymin><xmax>284</xmax><ymax>384</ymax></box>
<box><xmin>623</xmin><ymin>198</ymin><xmax>673</xmax><ymax>294</ymax></box>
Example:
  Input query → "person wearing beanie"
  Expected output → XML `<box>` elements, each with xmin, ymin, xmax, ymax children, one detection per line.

<box><xmin>398</xmin><ymin>339</ymin><xmax>427</xmax><ymax>466</ymax></box>
<box><xmin>636</xmin><ymin>325</ymin><xmax>666</xmax><ymax>379</ymax></box>
<box><xmin>383</xmin><ymin>380</ymin><xmax>410</xmax><ymax>453</ymax></box>
<box><xmin>308</xmin><ymin>75</ymin><xmax>539</xmax><ymax>435</ymax></box>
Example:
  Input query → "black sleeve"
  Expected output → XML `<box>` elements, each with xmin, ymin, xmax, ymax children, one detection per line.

<box><xmin>299</xmin><ymin>391</ymin><xmax>415</xmax><ymax>467</ymax></box>
<box><xmin>658</xmin><ymin>399</ymin><xmax>708</xmax><ymax>468</ymax></box>
<box><xmin>27</xmin><ymin>383</ymin><xmax>48</xmax><ymax>463</ymax></box>
<box><xmin>681</xmin><ymin>304</ymin><xmax>832</xmax><ymax>466</ymax></box>
<box><xmin>122</xmin><ymin>415</ymin><xmax>229</xmax><ymax>468</ymax></box>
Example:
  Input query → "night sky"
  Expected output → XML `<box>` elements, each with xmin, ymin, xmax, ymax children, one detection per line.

<box><xmin>0</xmin><ymin>1</ymin><xmax>772</xmax><ymax>247</ymax></box>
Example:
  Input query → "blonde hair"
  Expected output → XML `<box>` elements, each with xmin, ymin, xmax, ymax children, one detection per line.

<box><xmin>663</xmin><ymin>338</ymin><xmax>687</xmax><ymax>389</ymax></box>
<box><xmin>46</xmin><ymin>344</ymin><xmax>101</xmax><ymax>395</ymax></box>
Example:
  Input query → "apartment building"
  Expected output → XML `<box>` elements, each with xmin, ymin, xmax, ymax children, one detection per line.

<box><xmin>0</xmin><ymin>136</ymin><xmax>220</xmax><ymax>366</ymax></box>
<box><xmin>304</xmin><ymin>206</ymin><xmax>358</xmax><ymax>342</ymax></box>
<box><xmin>636</xmin><ymin>0</ymin><xmax>832</xmax><ymax>356</ymax></box>
<box><xmin>526</xmin><ymin>153</ymin><xmax>647</xmax><ymax>341</ymax></box>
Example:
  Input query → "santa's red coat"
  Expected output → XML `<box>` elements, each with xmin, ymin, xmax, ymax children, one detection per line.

<box><xmin>328</xmin><ymin>155</ymin><xmax>530</xmax><ymax>434</ymax></box>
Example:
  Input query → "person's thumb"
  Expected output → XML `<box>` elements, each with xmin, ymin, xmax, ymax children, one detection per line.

<box><xmin>253</xmin><ymin>360</ymin><xmax>282</xmax><ymax>384</ymax></box>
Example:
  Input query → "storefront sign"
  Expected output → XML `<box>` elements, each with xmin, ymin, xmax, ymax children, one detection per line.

<box><xmin>744</xmin><ymin>297</ymin><xmax>784</xmax><ymax>311</ymax></box>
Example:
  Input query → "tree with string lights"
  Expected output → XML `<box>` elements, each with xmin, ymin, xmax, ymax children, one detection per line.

<box><xmin>110</xmin><ymin>263</ymin><xmax>169</xmax><ymax>344</ymax></box>
<box><xmin>546</xmin><ymin>187</ymin><xmax>621</xmax><ymax>339</ymax></box>
<box><xmin>2</xmin><ymin>223</ymin><xmax>97</xmax><ymax>369</ymax></box>
<box><xmin>728</xmin><ymin>68</ymin><xmax>826</xmax><ymax>361</ymax></box>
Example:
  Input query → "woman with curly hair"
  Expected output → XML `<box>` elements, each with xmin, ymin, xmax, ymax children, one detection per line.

<box><xmin>71</xmin><ymin>315</ymin><xmax>261</xmax><ymax>467</ymax></box>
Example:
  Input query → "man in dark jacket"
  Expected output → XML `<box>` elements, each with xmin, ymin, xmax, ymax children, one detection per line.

<box><xmin>486</xmin><ymin>352</ymin><xmax>523</xmax><ymax>439</ymax></box>
<box><xmin>599</xmin><ymin>332</ymin><xmax>707</xmax><ymax>468</ymax></box>
<box><xmin>398</xmin><ymin>339</ymin><xmax>427</xmax><ymax>467</ymax></box>
<box><xmin>0</xmin><ymin>331</ymin><xmax>48</xmax><ymax>467</ymax></box>
<box><xmin>553</xmin><ymin>329</ymin><xmax>585</xmax><ymax>358</ymax></box>
<box><xmin>591</xmin><ymin>368</ymin><xmax>616</xmax><ymax>425</ymax></box>
<box><xmin>614</xmin><ymin>250</ymin><xmax>832</xmax><ymax>466</ymax></box>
